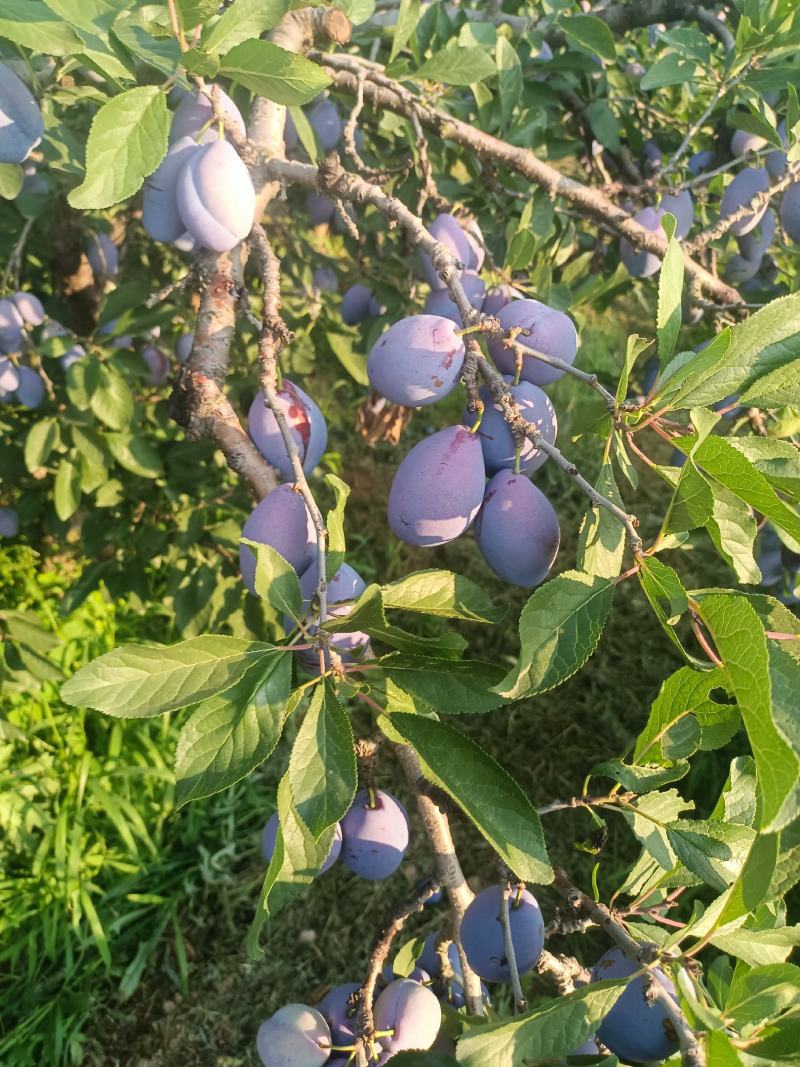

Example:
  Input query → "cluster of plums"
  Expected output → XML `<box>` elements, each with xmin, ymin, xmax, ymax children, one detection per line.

<box><xmin>0</xmin><ymin>61</ymin><xmax>44</xmax><ymax>165</ymax></box>
<box><xmin>0</xmin><ymin>291</ymin><xmax>48</xmax><ymax>409</ymax></box>
<box><xmin>143</xmin><ymin>86</ymin><xmax>255</xmax><ymax>253</ymax></box>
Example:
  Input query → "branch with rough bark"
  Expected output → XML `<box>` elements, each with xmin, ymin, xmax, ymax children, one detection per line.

<box><xmin>688</xmin><ymin>163</ymin><xmax>800</xmax><ymax>253</ymax></box>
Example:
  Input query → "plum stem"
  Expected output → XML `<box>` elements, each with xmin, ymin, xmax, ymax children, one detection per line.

<box><xmin>498</xmin><ymin>866</ymin><xmax>528</xmax><ymax>1013</ymax></box>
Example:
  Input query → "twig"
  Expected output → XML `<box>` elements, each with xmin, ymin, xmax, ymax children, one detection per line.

<box><xmin>166</xmin><ymin>0</ymin><xmax>188</xmax><ymax>52</ymax></box>
<box><xmin>1</xmin><ymin>216</ymin><xmax>34</xmax><ymax>292</ymax></box>
<box><xmin>498</xmin><ymin>866</ymin><xmax>527</xmax><ymax>1013</ymax></box>
<box><xmin>536</xmin><ymin>948</ymin><xmax>590</xmax><ymax>994</ymax></box>
<box><xmin>661</xmin><ymin>63</ymin><xmax>752</xmax><ymax>178</ymax></box>
<box><xmin>145</xmin><ymin>268</ymin><xmax>195</xmax><ymax>308</ymax></box>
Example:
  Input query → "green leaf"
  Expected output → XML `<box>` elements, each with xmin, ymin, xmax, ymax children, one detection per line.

<box><xmin>0</xmin><ymin>162</ymin><xmax>23</xmax><ymax>199</ymax></box>
<box><xmin>287</xmin><ymin>682</ymin><xmax>357</xmax><ymax>836</ymax></box>
<box><xmin>334</xmin><ymin>0</ymin><xmax>375</xmax><ymax>27</ymax></box>
<box><xmin>105</xmin><ymin>432</ymin><xmax>163</xmax><ymax>478</ymax></box>
<box><xmin>174</xmin><ymin>654</ymin><xmax>291</xmax><ymax>808</ymax></box>
<box><xmin>324</xmin><ymin>473</ymin><xmax>349</xmax><ymax>577</ymax></box>
<box><xmin>711</xmin><ymin>925</ymin><xmax>800</xmax><ymax>968</ymax></box>
<box><xmin>559</xmin><ymin>14</ymin><xmax>616</xmax><ymax>61</ymax></box>
<box><xmin>638</xmin><ymin>558</ymin><xmax>689</xmax><ymax>658</ymax></box>
<box><xmin>61</xmin><ymin>635</ymin><xmax>277</xmax><ymax>717</ymax></box>
<box><xmin>726</xmin><ymin>963</ymin><xmax>800</xmax><ymax>1029</ymax></box>
<box><xmin>726</xmin><ymin>108</ymin><xmax>784</xmax><ymax>149</ymax></box>
<box><xmin>246</xmin><ymin>773</ymin><xmax>336</xmax><ymax>958</ymax></box>
<box><xmin>175</xmin><ymin>0</ymin><xmax>218</xmax><ymax>30</ymax></box>
<box><xmin>220</xmin><ymin>41</ymin><xmax>331</xmax><ymax>104</ymax></box>
<box><xmin>388</xmin><ymin>714</ymin><xmax>551</xmax><ymax>884</ymax></box>
<box><xmin>620</xmin><ymin>788</ymin><xmax>695</xmax><ymax>875</ymax></box>
<box><xmin>0</xmin><ymin>0</ymin><xmax>84</xmax><ymax>54</ymax></box>
<box><xmin>381</xmin><ymin>654</ymin><xmax>508</xmax><ymax>716</ymax></box>
<box><xmin>203</xmin><ymin>0</ymin><xmax>289</xmax><ymax>55</ymax></box>
<box><xmin>381</xmin><ymin>569</ymin><xmax>505</xmax><ymax>624</ymax></box>
<box><xmin>42</xmin><ymin>0</ymin><xmax>129</xmax><ymax>33</ymax></box>
<box><xmin>697</xmin><ymin>594</ymin><xmax>800</xmax><ymax>832</ymax></box>
<box><xmin>407</xmin><ymin>47</ymin><xmax>496</xmax><ymax>86</ymax></box>
<box><xmin>182</xmin><ymin>47</ymin><xmax>219</xmax><ymax>79</ymax></box>
<box><xmin>667</xmin><ymin>820</ymin><xmax>755</xmax><ymax>891</ymax></box>
<box><xmin>764</xmin><ymin>642</ymin><xmax>800</xmax><ymax>829</ymax></box>
<box><xmin>657</xmin><ymin>215</ymin><xmax>684</xmax><ymax>367</ymax></box>
<box><xmin>728</xmin><ymin>436</ymin><xmax>800</xmax><ymax>499</ymax></box>
<box><xmin>739</xmin><ymin>357</ymin><xmax>800</xmax><ymax>408</ymax></box>
<box><xmin>54</xmin><ymin>457</ymin><xmax>81</xmax><ymax>521</ymax></box>
<box><xmin>634</xmin><ymin>666</ymin><xmax>733</xmax><ymax>763</ymax></box>
<box><xmin>326</xmin><ymin>332</ymin><xmax>369</xmax><ymax>386</ymax></box>
<box><xmin>68</xmin><ymin>86</ymin><xmax>169</xmax><ymax>209</ymax></box>
<box><xmin>576</xmin><ymin>462</ymin><xmax>626</xmax><ymax>578</ymax></box>
<box><xmin>494</xmin><ymin>571</ymin><xmax>615</xmax><ymax>700</ymax></box>
<box><xmin>242</xmin><ymin>538</ymin><xmax>302</xmax><ymax>621</ymax></box>
<box><xmin>616</xmin><ymin>333</ymin><xmax>651</xmax><ymax>404</ymax></box>
<box><xmin>706</xmin><ymin>480</ymin><xmax>760</xmax><ymax>584</ymax></box>
<box><xmin>640</xmin><ymin>53</ymin><xmax>696</xmax><ymax>90</ymax></box>
<box><xmin>652</xmin><ymin>328</ymin><xmax>731</xmax><ymax>410</ymax></box>
<box><xmin>88</xmin><ymin>361</ymin><xmax>134</xmax><ymax>431</ymax></box>
<box><xmin>24</xmin><ymin>417</ymin><xmax>60</xmax><ymax>472</ymax></box>
<box><xmin>707</xmin><ymin>832</ymin><xmax>781</xmax><ymax>936</ymax></box>
<box><xmin>495</xmin><ymin>36</ymin><xmax>522</xmax><ymax>126</ymax></box>
<box><xmin>390</xmin><ymin>0</ymin><xmax>420</xmax><ymax>61</ymax></box>
<box><xmin>592</xmin><ymin>758</ymin><xmax>690</xmax><ymax>792</ymax></box>
<box><xmin>456</xmin><ymin>979</ymin><xmax>627</xmax><ymax>1067</ymax></box>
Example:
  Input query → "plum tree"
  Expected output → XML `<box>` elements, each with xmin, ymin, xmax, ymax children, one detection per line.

<box><xmin>141</xmin><ymin>345</ymin><xmax>169</xmax><ymax>386</ymax></box>
<box><xmin>460</xmin><ymin>885</ymin><xmax>545</xmax><ymax>982</ymax></box>
<box><xmin>486</xmin><ymin>299</ymin><xmax>577</xmax><ymax>386</ymax></box>
<box><xmin>341</xmin><ymin>284</ymin><xmax>380</xmax><ymax>325</ymax></box>
<box><xmin>248</xmin><ymin>380</ymin><xmax>328</xmax><ymax>479</ymax></box>
<box><xmin>720</xmin><ymin>167</ymin><xmax>770</xmax><ymax>235</ymax></box>
<box><xmin>367</xmin><ymin>315</ymin><xmax>465</xmax><ymax>407</ymax></box>
<box><xmin>467</xmin><ymin>377</ymin><xmax>556</xmax><ymax>476</ymax></box>
<box><xmin>590</xmin><ymin>948</ymin><xmax>679</xmax><ymax>1063</ymax></box>
<box><xmin>0</xmin><ymin>297</ymin><xmax>23</xmax><ymax>352</ymax></box>
<box><xmin>421</xmin><ymin>212</ymin><xmax>476</xmax><ymax>288</ymax></box>
<box><xmin>14</xmin><ymin>366</ymin><xmax>45</xmax><ymax>409</ymax></box>
<box><xmin>169</xmin><ymin>85</ymin><xmax>246</xmax><ymax>144</ymax></box>
<box><xmin>423</xmin><ymin>271</ymin><xmax>486</xmax><ymax>324</ymax></box>
<box><xmin>387</xmin><ymin>425</ymin><xmax>485</xmax><ymax>546</ymax></box>
<box><xmin>262</xmin><ymin>812</ymin><xmax>342</xmax><ymax>874</ymax></box>
<box><xmin>295</xmin><ymin>561</ymin><xmax>370</xmax><ymax>673</ymax></box>
<box><xmin>0</xmin><ymin>61</ymin><xmax>44</xmax><ymax>163</ymax></box>
<box><xmin>256</xmin><ymin>1003</ymin><xmax>332</xmax><ymax>1067</ymax></box>
<box><xmin>340</xmin><ymin>789</ymin><xmax>409</xmax><ymax>880</ymax></box>
<box><xmin>475</xmin><ymin>471</ymin><xmax>560</xmax><ymax>588</ymax></box>
<box><xmin>372</xmin><ymin>978</ymin><xmax>442</xmax><ymax>1055</ymax></box>
<box><xmin>620</xmin><ymin>206</ymin><xmax>664</xmax><ymax>278</ymax></box>
<box><xmin>142</xmin><ymin>136</ymin><xmax>200</xmax><ymax>244</ymax></box>
<box><xmin>0</xmin><ymin>507</ymin><xmax>19</xmax><ymax>537</ymax></box>
<box><xmin>308</xmin><ymin>95</ymin><xmax>343</xmax><ymax>151</ymax></box>
<box><xmin>176</xmin><ymin>140</ymin><xmax>256</xmax><ymax>252</ymax></box>
<box><xmin>780</xmin><ymin>182</ymin><xmax>800</xmax><ymax>243</ymax></box>
<box><xmin>240</xmin><ymin>484</ymin><xmax>316</xmax><ymax>592</ymax></box>
<box><xmin>87</xmin><ymin>232</ymin><xmax>119</xmax><ymax>282</ymax></box>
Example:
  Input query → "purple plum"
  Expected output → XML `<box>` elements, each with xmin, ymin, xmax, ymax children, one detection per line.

<box><xmin>261</xmin><ymin>811</ymin><xmax>342</xmax><ymax>874</ymax></box>
<box><xmin>307</xmin><ymin>192</ymin><xmax>335</xmax><ymax>226</ymax></box>
<box><xmin>725</xmin><ymin>253</ymin><xmax>762</xmax><ymax>285</ymax></box>
<box><xmin>720</xmin><ymin>167</ymin><xmax>770</xmax><ymax>236</ymax></box>
<box><xmin>61</xmin><ymin>344</ymin><xmax>86</xmax><ymax>372</ymax></box>
<box><xmin>643</xmin><ymin>139</ymin><xmax>663</xmax><ymax>170</ymax></box>
<box><xmin>248</xmin><ymin>380</ymin><xmax>328</xmax><ymax>479</ymax></box>
<box><xmin>483</xmin><ymin>284</ymin><xmax>523</xmax><ymax>318</ymax></box>
<box><xmin>387</xmin><ymin>425</ymin><xmax>485</xmax><ymax>547</ymax></box>
<box><xmin>14</xmin><ymin>366</ymin><xmax>45</xmax><ymax>408</ymax></box>
<box><xmin>141</xmin><ymin>345</ymin><xmax>169</xmax><ymax>386</ymax></box>
<box><xmin>341</xmin><ymin>284</ymin><xmax>380</xmax><ymax>325</ymax></box>
<box><xmin>780</xmin><ymin>181</ymin><xmax>800</xmax><ymax>243</ymax></box>
<box><xmin>312</xmin><ymin>266</ymin><xmax>338</xmax><ymax>293</ymax></box>
<box><xmin>687</xmin><ymin>148</ymin><xmax>715</xmax><ymax>175</ymax></box>
<box><xmin>12</xmin><ymin>291</ymin><xmax>44</xmax><ymax>326</ymax></box>
<box><xmin>460</xmin><ymin>885</ymin><xmax>545</xmax><ymax>982</ymax></box>
<box><xmin>367</xmin><ymin>314</ymin><xmax>465</xmax><ymax>407</ymax></box>
<box><xmin>0</xmin><ymin>507</ymin><xmax>19</xmax><ymax>537</ymax></box>
<box><xmin>0</xmin><ymin>298</ymin><xmax>24</xmax><ymax>353</ymax></box>
<box><xmin>421</xmin><ymin>213</ymin><xmax>475</xmax><ymax>289</ymax></box>
<box><xmin>658</xmin><ymin>189</ymin><xmax>693</xmax><ymax>238</ymax></box>
<box><xmin>487</xmin><ymin>298</ymin><xmax>578</xmax><ymax>386</ymax></box>
<box><xmin>467</xmin><ymin>377</ymin><xmax>556</xmax><ymax>476</ymax></box>
<box><xmin>175</xmin><ymin>332</ymin><xmax>194</xmax><ymax>364</ymax></box>
<box><xmin>256</xmin><ymin>1004</ymin><xmax>332</xmax><ymax>1067</ymax></box>
<box><xmin>590</xmin><ymin>947</ymin><xmax>679</xmax><ymax>1063</ymax></box>
<box><xmin>142</xmin><ymin>135</ymin><xmax>200</xmax><ymax>244</ymax></box>
<box><xmin>240</xmin><ymin>483</ymin><xmax>316</xmax><ymax>592</ymax></box>
<box><xmin>475</xmin><ymin>470</ymin><xmax>560</xmax><ymax>588</ymax></box>
<box><xmin>340</xmin><ymin>789</ymin><xmax>409</xmax><ymax>880</ymax></box>
<box><xmin>0</xmin><ymin>61</ymin><xmax>44</xmax><ymax>163</ymax></box>
<box><xmin>620</xmin><ymin>206</ymin><xmax>664</xmax><ymax>278</ymax></box>
<box><xmin>423</xmin><ymin>271</ymin><xmax>486</xmax><ymax>324</ymax></box>
<box><xmin>463</xmin><ymin>219</ymin><xmax>485</xmax><ymax>272</ymax></box>
<box><xmin>317</xmin><ymin>982</ymin><xmax>361</xmax><ymax>1048</ymax></box>
<box><xmin>295</xmin><ymin>561</ymin><xmax>370</xmax><ymax>672</ymax></box>
<box><xmin>308</xmin><ymin>96</ymin><xmax>343</xmax><ymax>151</ymax></box>
<box><xmin>177</xmin><ymin>140</ymin><xmax>256</xmax><ymax>252</ymax></box>
<box><xmin>373</xmin><ymin>979</ymin><xmax>441</xmax><ymax>1056</ymax></box>
<box><xmin>87</xmin><ymin>232</ymin><xmax>118</xmax><ymax>281</ymax></box>
<box><xmin>0</xmin><ymin>356</ymin><xmax>19</xmax><ymax>393</ymax></box>
<box><xmin>766</xmin><ymin>124</ymin><xmax>788</xmax><ymax>179</ymax></box>
<box><xmin>738</xmin><ymin>207</ymin><xmax>776</xmax><ymax>260</ymax></box>
<box><xmin>170</xmin><ymin>85</ymin><xmax>245</xmax><ymax>144</ymax></box>
<box><xmin>731</xmin><ymin>128</ymin><xmax>767</xmax><ymax>156</ymax></box>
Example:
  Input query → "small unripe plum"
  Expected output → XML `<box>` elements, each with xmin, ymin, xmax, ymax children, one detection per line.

<box><xmin>367</xmin><ymin>315</ymin><xmax>465</xmax><ymax>407</ymax></box>
<box><xmin>143</xmin><ymin>136</ymin><xmax>200</xmax><ymax>244</ymax></box>
<box><xmin>256</xmin><ymin>1003</ymin><xmax>332</xmax><ymax>1067</ymax></box>
<box><xmin>312</xmin><ymin>266</ymin><xmax>338</xmax><ymax>293</ymax></box>
<box><xmin>307</xmin><ymin>193</ymin><xmax>335</xmax><ymax>226</ymax></box>
<box><xmin>475</xmin><ymin>470</ymin><xmax>560</xmax><ymax>588</ymax></box>
<box><xmin>15</xmin><ymin>366</ymin><xmax>45</xmax><ymax>409</ymax></box>
<box><xmin>620</xmin><ymin>206</ymin><xmax>664</xmax><ymax>278</ymax></box>
<box><xmin>240</xmin><ymin>484</ymin><xmax>315</xmax><ymax>591</ymax></box>
<box><xmin>487</xmin><ymin>298</ymin><xmax>577</xmax><ymax>386</ymax></box>
<box><xmin>177</xmin><ymin>140</ymin><xmax>255</xmax><ymax>252</ymax></box>
<box><xmin>720</xmin><ymin>167</ymin><xmax>770</xmax><ymax>236</ymax></box>
<box><xmin>460</xmin><ymin>885</ymin><xmax>545</xmax><ymax>982</ymax></box>
<box><xmin>248</xmin><ymin>380</ymin><xmax>328</xmax><ymax>479</ymax></box>
<box><xmin>141</xmin><ymin>345</ymin><xmax>169</xmax><ymax>386</ymax></box>
<box><xmin>388</xmin><ymin>425</ymin><xmax>485</xmax><ymax>547</ymax></box>
<box><xmin>340</xmin><ymin>789</ymin><xmax>409</xmax><ymax>880</ymax></box>
<box><xmin>421</xmin><ymin>213</ymin><xmax>474</xmax><ymax>289</ymax></box>
<box><xmin>341</xmin><ymin>284</ymin><xmax>380</xmax><ymax>325</ymax></box>
<box><xmin>0</xmin><ymin>507</ymin><xmax>19</xmax><ymax>537</ymax></box>
<box><xmin>591</xmin><ymin>947</ymin><xmax>679</xmax><ymax>1063</ymax></box>
<box><xmin>738</xmin><ymin>207</ymin><xmax>776</xmax><ymax>260</ymax></box>
<box><xmin>317</xmin><ymin>982</ymin><xmax>360</xmax><ymax>1047</ymax></box>
<box><xmin>12</xmin><ymin>291</ymin><xmax>44</xmax><ymax>326</ymax></box>
<box><xmin>87</xmin><ymin>232</ymin><xmax>118</xmax><ymax>281</ymax></box>
<box><xmin>0</xmin><ymin>61</ymin><xmax>44</xmax><ymax>163</ymax></box>
<box><xmin>175</xmin><ymin>332</ymin><xmax>194</xmax><ymax>364</ymax></box>
<box><xmin>687</xmin><ymin>148</ymin><xmax>715</xmax><ymax>175</ymax></box>
<box><xmin>658</xmin><ymin>190</ymin><xmax>693</xmax><ymax>238</ymax></box>
<box><xmin>262</xmin><ymin>811</ymin><xmax>342</xmax><ymax>874</ymax></box>
<box><xmin>467</xmin><ymin>376</ymin><xmax>556</xmax><ymax>476</ymax></box>
<box><xmin>0</xmin><ymin>298</ymin><xmax>24</xmax><ymax>353</ymax></box>
<box><xmin>308</xmin><ymin>96</ymin><xmax>343</xmax><ymax>151</ymax></box>
<box><xmin>170</xmin><ymin>85</ymin><xmax>246</xmax><ymax>144</ymax></box>
<box><xmin>295</xmin><ymin>561</ymin><xmax>370</xmax><ymax>672</ymax></box>
<box><xmin>0</xmin><ymin>356</ymin><xmax>19</xmax><ymax>393</ymax></box>
<box><xmin>423</xmin><ymin>271</ymin><xmax>486</xmax><ymax>324</ymax></box>
<box><xmin>373</xmin><ymin>979</ymin><xmax>442</xmax><ymax>1055</ymax></box>
<box><xmin>780</xmin><ymin>181</ymin><xmax>800</xmax><ymax>243</ymax></box>
<box><xmin>731</xmin><ymin>128</ymin><xmax>767</xmax><ymax>156</ymax></box>
<box><xmin>483</xmin><ymin>283</ymin><xmax>523</xmax><ymax>318</ymax></box>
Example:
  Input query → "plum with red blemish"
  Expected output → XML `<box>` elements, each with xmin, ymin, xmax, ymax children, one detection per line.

<box><xmin>248</xmin><ymin>380</ymin><xmax>328</xmax><ymax>479</ymax></box>
<box><xmin>466</xmin><ymin>376</ymin><xmax>556</xmax><ymax>476</ymax></box>
<box><xmin>367</xmin><ymin>314</ymin><xmax>465</xmax><ymax>407</ymax></box>
<box><xmin>475</xmin><ymin>470</ymin><xmax>560</xmax><ymax>587</ymax></box>
<box><xmin>487</xmin><ymin>299</ymin><xmax>577</xmax><ymax>386</ymax></box>
<box><xmin>590</xmin><ymin>947</ymin><xmax>679</xmax><ymax>1063</ymax></box>
<box><xmin>423</xmin><ymin>271</ymin><xmax>486</xmax><ymax>325</ymax></box>
<box><xmin>388</xmin><ymin>425</ymin><xmax>485</xmax><ymax>547</ymax></box>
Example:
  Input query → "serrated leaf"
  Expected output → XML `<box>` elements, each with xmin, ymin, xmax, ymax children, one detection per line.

<box><xmin>327</xmin><ymin>332</ymin><xmax>369</xmax><ymax>385</ymax></box>
<box><xmin>388</xmin><ymin>714</ymin><xmax>551</xmax><ymax>884</ymax></box>
<box><xmin>87</xmin><ymin>361</ymin><xmax>134</xmax><ymax>431</ymax></box>
<box><xmin>68</xmin><ymin>86</ymin><xmax>169</xmax><ymax>209</ymax></box>
<box><xmin>634</xmin><ymin>666</ymin><xmax>733</xmax><ymax>763</ymax></box>
<box><xmin>576</xmin><ymin>462</ymin><xmax>626</xmax><ymax>578</ymax></box>
<box><xmin>739</xmin><ymin>357</ymin><xmax>800</xmax><ymax>408</ymax></box>
<box><xmin>61</xmin><ymin>635</ymin><xmax>277</xmax><ymax>717</ymax></box>
<box><xmin>24</xmin><ymin>417</ymin><xmax>60</xmax><ymax>472</ymax></box>
<box><xmin>559</xmin><ymin>14</ymin><xmax>616</xmax><ymax>61</ymax></box>
<box><xmin>456</xmin><ymin>979</ymin><xmax>627</xmax><ymax>1067</ymax></box>
<box><xmin>653</xmin><ymin>329</ymin><xmax>731</xmax><ymax>410</ymax></box>
<box><xmin>382</xmin><ymin>654</ymin><xmax>508</xmax><ymax>716</ymax></box>
<box><xmin>220</xmin><ymin>40</ymin><xmax>330</xmax><ymax>104</ymax></box>
<box><xmin>592</xmin><ymin>758</ymin><xmax>690</xmax><ymax>792</ymax></box>
<box><xmin>726</xmin><ymin>962</ymin><xmax>800</xmax><ymax>1030</ymax></box>
<box><xmin>496</xmin><ymin>36</ymin><xmax>521</xmax><ymax>127</ymax></box>
<box><xmin>728</xmin><ymin>436</ymin><xmax>800</xmax><ymax>499</ymax></box>
<box><xmin>0</xmin><ymin>0</ymin><xmax>84</xmax><ymax>54</ymax></box>
<box><xmin>494</xmin><ymin>571</ymin><xmax>615</xmax><ymax>699</ymax></box>
<box><xmin>381</xmin><ymin>569</ymin><xmax>505</xmax><ymax>624</ymax></box>
<box><xmin>242</xmin><ymin>538</ymin><xmax>302</xmax><ymax>621</ymax></box>
<box><xmin>726</xmin><ymin>108</ymin><xmax>783</xmax><ymax>149</ymax></box>
<box><xmin>105</xmin><ymin>432</ymin><xmax>163</xmax><ymax>478</ymax></box>
<box><xmin>175</xmin><ymin>0</ymin><xmax>218</xmax><ymax>30</ymax></box>
<box><xmin>640</xmin><ymin>53</ymin><xmax>696</xmax><ymax>90</ymax></box>
<box><xmin>657</xmin><ymin>216</ymin><xmax>684</xmax><ymax>367</ymax></box>
<box><xmin>667</xmin><ymin>820</ymin><xmax>755</xmax><ymax>891</ymax></box>
<box><xmin>390</xmin><ymin>0</ymin><xmax>419</xmax><ymax>61</ymax></box>
<box><xmin>406</xmin><ymin>46</ymin><xmax>496</xmax><ymax>86</ymax></box>
<box><xmin>54</xmin><ymin>457</ymin><xmax>81</xmax><ymax>521</ymax></box>
<box><xmin>325</xmin><ymin>472</ymin><xmax>349</xmax><ymax>577</ymax></box>
<box><xmin>334</xmin><ymin>0</ymin><xmax>375</xmax><ymax>27</ymax></box>
<box><xmin>616</xmin><ymin>333</ymin><xmax>651</xmax><ymax>403</ymax></box>
<box><xmin>287</xmin><ymin>681</ymin><xmax>356</xmax><ymax>836</ymax></box>
<box><xmin>203</xmin><ymin>0</ymin><xmax>289</xmax><ymax>55</ymax></box>
<box><xmin>711</xmin><ymin>924</ymin><xmax>800</xmax><ymax>968</ymax></box>
<box><xmin>174</xmin><ymin>654</ymin><xmax>291</xmax><ymax>807</ymax></box>
<box><xmin>706</xmin><ymin>480</ymin><xmax>760</xmax><ymax>584</ymax></box>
